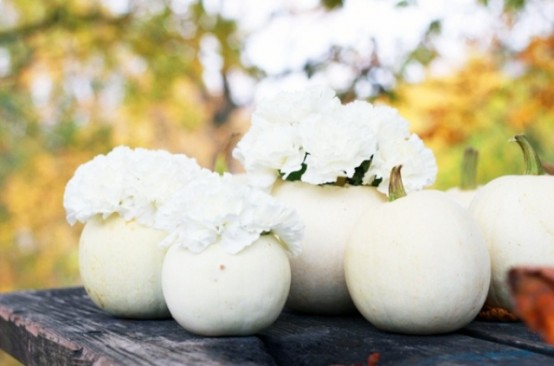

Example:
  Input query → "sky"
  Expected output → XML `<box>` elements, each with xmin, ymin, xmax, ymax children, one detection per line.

<box><xmin>198</xmin><ymin>0</ymin><xmax>554</xmax><ymax>104</ymax></box>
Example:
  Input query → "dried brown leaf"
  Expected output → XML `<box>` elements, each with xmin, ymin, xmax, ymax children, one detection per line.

<box><xmin>509</xmin><ymin>267</ymin><xmax>554</xmax><ymax>344</ymax></box>
<box><xmin>367</xmin><ymin>352</ymin><xmax>380</xmax><ymax>366</ymax></box>
<box><xmin>477</xmin><ymin>304</ymin><xmax>518</xmax><ymax>322</ymax></box>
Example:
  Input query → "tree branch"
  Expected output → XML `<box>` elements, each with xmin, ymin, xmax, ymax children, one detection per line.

<box><xmin>0</xmin><ymin>7</ymin><xmax>132</xmax><ymax>43</ymax></box>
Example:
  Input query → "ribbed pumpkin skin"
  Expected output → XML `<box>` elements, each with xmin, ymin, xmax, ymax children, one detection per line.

<box><xmin>79</xmin><ymin>215</ymin><xmax>170</xmax><ymax>319</ymax></box>
<box><xmin>272</xmin><ymin>180</ymin><xmax>386</xmax><ymax>315</ymax></box>
<box><xmin>162</xmin><ymin>236</ymin><xmax>291</xmax><ymax>336</ymax></box>
<box><xmin>345</xmin><ymin>190</ymin><xmax>490</xmax><ymax>335</ymax></box>
<box><xmin>445</xmin><ymin>187</ymin><xmax>480</xmax><ymax>208</ymax></box>
<box><xmin>469</xmin><ymin>175</ymin><xmax>554</xmax><ymax>310</ymax></box>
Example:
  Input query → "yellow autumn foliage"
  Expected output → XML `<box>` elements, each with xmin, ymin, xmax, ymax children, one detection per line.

<box><xmin>390</xmin><ymin>40</ymin><xmax>554</xmax><ymax>189</ymax></box>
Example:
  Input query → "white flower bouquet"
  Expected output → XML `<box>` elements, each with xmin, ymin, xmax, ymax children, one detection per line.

<box><xmin>64</xmin><ymin>146</ymin><xmax>210</xmax><ymax>227</ymax></box>
<box><xmin>156</xmin><ymin>173</ymin><xmax>303</xmax><ymax>256</ymax></box>
<box><xmin>233</xmin><ymin>85</ymin><xmax>437</xmax><ymax>194</ymax></box>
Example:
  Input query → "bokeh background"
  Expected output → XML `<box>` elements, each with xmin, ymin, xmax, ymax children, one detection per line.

<box><xmin>0</xmin><ymin>0</ymin><xmax>553</xmax><ymax>363</ymax></box>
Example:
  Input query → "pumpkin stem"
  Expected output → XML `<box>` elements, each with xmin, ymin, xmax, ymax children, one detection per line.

<box><xmin>213</xmin><ymin>152</ymin><xmax>228</xmax><ymax>175</ymax></box>
<box><xmin>460</xmin><ymin>147</ymin><xmax>479</xmax><ymax>190</ymax></box>
<box><xmin>388</xmin><ymin>165</ymin><xmax>407</xmax><ymax>202</ymax></box>
<box><xmin>512</xmin><ymin>134</ymin><xmax>544</xmax><ymax>176</ymax></box>
<box><xmin>335</xmin><ymin>176</ymin><xmax>347</xmax><ymax>187</ymax></box>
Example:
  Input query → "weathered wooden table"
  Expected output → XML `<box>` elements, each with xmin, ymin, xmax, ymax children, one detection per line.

<box><xmin>1</xmin><ymin>287</ymin><xmax>554</xmax><ymax>365</ymax></box>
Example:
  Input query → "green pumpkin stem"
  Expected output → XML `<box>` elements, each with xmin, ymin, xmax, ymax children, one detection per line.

<box><xmin>512</xmin><ymin>134</ymin><xmax>544</xmax><ymax>176</ymax></box>
<box><xmin>388</xmin><ymin>165</ymin><xmax>407</xmax><ymax>202</ymax></box>
<box><xmin>460</xmin><ymin>147</ymin><xmax>479</xmax><ymax>190</ymax></box>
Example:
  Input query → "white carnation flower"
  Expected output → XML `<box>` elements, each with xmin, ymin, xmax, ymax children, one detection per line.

<box><xmin>239</xmin><ymin>188</ymin><xmax>303</xmax><ymax>256</ymax></box>
<box><xmin>63</xmin><ymin>146</ymin><xmax>207</xmax><ymax>227</ymax></box>
<box><xmin>299</xmin><ymin>101</ymin><xmax>378</xmax><ymax>185</ymax></box>
<box><xmin>253</xmin><ymin>85</ymin><xmax>340</xmax><ymax>126</ymax></box>
<box><xmin>218</xmin><ymin>219</ymin><xmax>262</xmax><ymax>254</ymax></box>
<box><xmin>366</xmin><ymin>134</ymin><xmax>437</xmax><ymax>195</ymax></box>
<box><xmin>233</xmin><ymin>85</ymin><xmax>340</xmax><ymax>188</ymax></box>
<box><xmin>371</xmin><ymin>105</ymin><xmax>411</xmax><ymax>143</ymax></box>
<box><xmin>157</xmin><ymin>173</ymin><xmax>303</xmax><ymax>255</ymax></box>
<box><xmin>233</xmin><ymin>86</ymin><xmax>437</xmax><ymax>193</ymax></box>
<box><xmin>233</xmin><ymin>122</ymin><xmax>305</xmax><ymax>189</ymax></box>
<box><xmin>157</xmin><ymin>174</ymin><xmax>243</xmax><ymax>252</ymax></box>
<box><xmin>64</xmin><ymin>147</ymin><xmax>130</xmax><ymax>225</ymax></box>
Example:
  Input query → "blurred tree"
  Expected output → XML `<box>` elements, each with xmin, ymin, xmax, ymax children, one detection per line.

<box><xmin>0</xmin><ymin>0</ymin><xmax>250</xmax><ymax>161</ymax></box>
<box><xmin>389</xmin><ymin>36</ymin><xmax>554</xmax><ymax>189</ymax></box>
<box><xmin>0</xmin><ymin>0</ymin><xmax>253</xmax><ymax>300</ymax></box>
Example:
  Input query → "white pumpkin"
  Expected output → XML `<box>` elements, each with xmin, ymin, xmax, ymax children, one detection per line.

<box><xmin>272</xmin><ymin>180</ymin><xmax>386</xmax><ymax>314</ymax></box>
<box><xmin>445</xmin><ymin>187</ymin><xmax>480</xmax><ymax>208</ymax></box>
<box><xmin>470</xmin><ymin>175</ymin><xmax>554</xmax><ymax>310</ymax></box>
<box><xmin>345</xmin><ymin>168</ymin><xmax>490</xmax><ymax>334</ymax></box>
<box><xmin>469</xmin><ymin>135</ymin><xmax>554</xmax><ymax>310</ymax></box>
<box><xmin>162</xmin><ymin>236</ymin><xmax>291</xmax><ymax>336</ymax></box>
<box><xmin>468</xmin><ymin>136</ymin><xmax>554</xmax><ymax>310</ymax></box>
<box><xmin>79</xmin><ymin>215</ymin><xmax>170</xmax><ymax>318</ymax></box>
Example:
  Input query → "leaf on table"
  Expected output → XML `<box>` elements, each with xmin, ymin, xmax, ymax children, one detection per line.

<box><xmin>367</xmin><ymin>352</ymin><xmax>380</xmax><ymax>366</ymax></box>
<box><xmin>509</xmin><ymin>267</ymin><xmax>554</xmax><ymax>344</ymax></box>
<box><xmin>330</xmin><ymin>352</ymin><xmax>380</xmax><ymax>366</ymax></box>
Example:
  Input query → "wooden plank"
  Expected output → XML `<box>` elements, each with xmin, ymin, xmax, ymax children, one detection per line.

<box><xmin>2</xmin><ymin>287</ymin><xmax>554</xmax><ymax>365</ymax></box>
<box><xmin>0</xmin><ymin>288</ymin><xmax>276</xmax><ymax>366</ymax></box>
<box><xmin>462</xmin><ymin>320</ymin><xmax>554</xmax><ymax>356</ymax></box>
<box><xmin>260</xmin><ymin>311</ymin><xmax>554</xmax><ymax>366</ymax></box>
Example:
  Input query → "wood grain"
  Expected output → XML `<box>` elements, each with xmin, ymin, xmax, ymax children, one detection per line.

<box><xmin>462</xmin><ymin>320</ymin><xmax>554</xmax><ymax>356</ymax></box>
<box><xmin>0</xmin><ymin>288</ymin><xmax>275</xmax><ymax>366</ymax></box>
<box><xmin>260</xmin><ymin>311</ymin><xmax>554</xmax><ymax>365</ymax></box>
<box><xmin>2</xmin><ymin>287</ymin><xmax>554</xmax><ymax>365</ymax></box>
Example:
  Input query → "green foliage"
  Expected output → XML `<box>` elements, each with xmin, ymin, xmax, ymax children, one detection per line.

<box><xmin>478</xmin><ymin>0</ymin><xmax>526</xmax><ymax>10</ymax></box>
<box><xmin>396</xmin><ymin>1</ymin><xmax>416</xmax><ymax>8</ymax></box>
<box><xmin>347</xmin><ymin>159</ymin><xmax>371</xmax><ymax>186</ymax></box>
<box><xmin>321</xmin><ymin>0</ymin><xmax>344</xmax><ymax>10</ymax></box>
<box><xmin>283</xmin><ymin>163</ymin><xmax>307</xmax><ymax>182</ymax></box>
